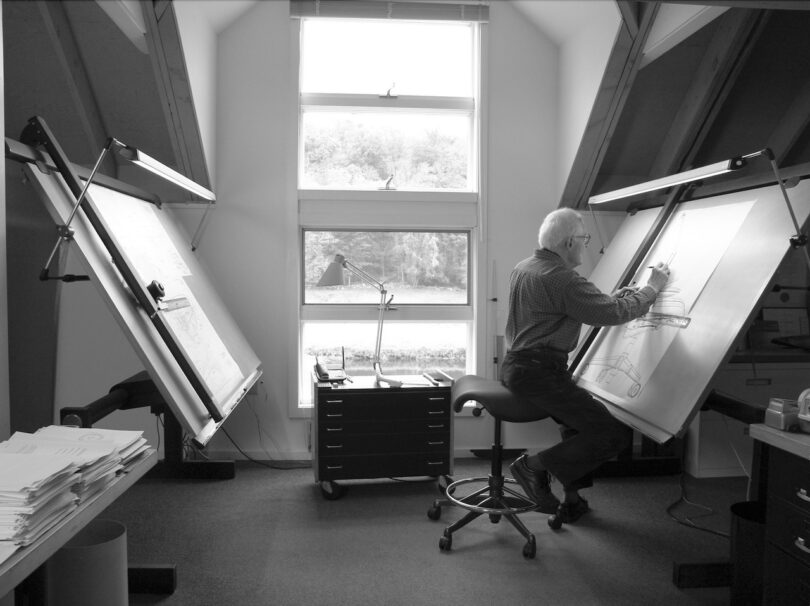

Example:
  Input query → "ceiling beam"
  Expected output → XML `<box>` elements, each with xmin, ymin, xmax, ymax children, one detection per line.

<box><xmin>647</xmin><ymin>9</ymin><xmax>768</xmax><ymax>178</ymax></box>
<box><xmin>653</xmin><ymin>1</ymin><xmax>810</xmax><ymax>10</ymax></box>
<box><xmin>616</xmin><ymin>1</ymin><xmax>640</xmax><ymax>37</ymax></box>
<box><xmin>559</xmin><ymin>2</ymin><xmax>660</xmax><ymax>209</ymax></box>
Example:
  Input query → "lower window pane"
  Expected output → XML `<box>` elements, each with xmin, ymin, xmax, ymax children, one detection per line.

<box><xmin>300</xmin><ymin>321</ymin><xmax>468</xmax><ymax>405</ymax></box>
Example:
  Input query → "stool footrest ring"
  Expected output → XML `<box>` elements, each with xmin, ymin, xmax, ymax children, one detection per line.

<box><xmin>445</xmin><ymin>477</ymin><xmax>538</xmax><ymax>515</ymax></box>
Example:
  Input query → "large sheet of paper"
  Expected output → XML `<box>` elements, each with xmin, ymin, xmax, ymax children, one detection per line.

<box><xmin>578</xmin><ymin>201</ymin><xmax>754</xmax><ymax>405</ymax></box>
<box><xmin>572</xmin><ymin>179</ymin><xmax>810</xmax><ymax>442</ymax></box>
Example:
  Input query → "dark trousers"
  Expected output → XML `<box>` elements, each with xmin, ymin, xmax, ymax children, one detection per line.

<box><xmin>501</xmin><ymin>351</ymin><xmax>631</xmax><ymax>492</ymax></box>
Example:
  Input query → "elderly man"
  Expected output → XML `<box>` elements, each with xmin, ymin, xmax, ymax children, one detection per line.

<box><xmin>503</xmin><ymin>207</ymin><xmax>670</xmax><ymax>522</ymax></box>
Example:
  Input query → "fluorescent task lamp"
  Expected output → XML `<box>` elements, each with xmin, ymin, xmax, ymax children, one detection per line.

<box><xmin>588</xmin><ymin>157</ymin><xmax>747</xmax><ymax>205</ymax></box>
<box><xmin>117</xmin><ymin>145</ymin><xmax>215</xmax><ymax>201</ymax></box>
<box><xmin>587</xmin><ymin>148</ymin><xmax>810</xmax><ymax>271</ymax></box>
<box><xmin>317</xmin><ymin>254</ymin><xmax>402</xmax><ymax>387</ymax></box>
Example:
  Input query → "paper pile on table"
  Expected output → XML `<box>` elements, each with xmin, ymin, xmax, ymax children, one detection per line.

<box><xmin>33</xmin><ymin>425</ymin><xmax>149</xmax><ymax>469</ymax></box>
<box><xmin>0</xmin><ymin>453</ymin><xmax>80</xmax><ymax>546</ymax></box>
<box><xmin>0</xmin><ymin>425</ymin><xmax>149</xmax><ymax>550</ymax></box>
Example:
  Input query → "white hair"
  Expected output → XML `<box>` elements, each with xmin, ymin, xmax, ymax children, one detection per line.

<box><xmin>538</xmin><ymin>208</ymin><xmax>583</xmax><ymax>248</ymax></box>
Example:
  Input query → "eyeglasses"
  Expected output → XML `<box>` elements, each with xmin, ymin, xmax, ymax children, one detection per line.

<box><xmin>572</xmin><ymin>233</ymin><xmax>591</xmax><ymax>247</ymax></box>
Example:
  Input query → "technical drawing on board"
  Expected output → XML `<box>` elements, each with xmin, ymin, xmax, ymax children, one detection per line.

<box><xmin>578</xmin><ymin>200</ymin><xmax>755</xmax><ymax>405</ymax></box>
<box><xmin>572</xmin><ymin>180</ymin><xmax>810</xmax><ymax>443</ymax></box>
<box><xmin>90</xmin><ymin>186</ymin><xmax>246</xmax><ymax>407</ymax></box>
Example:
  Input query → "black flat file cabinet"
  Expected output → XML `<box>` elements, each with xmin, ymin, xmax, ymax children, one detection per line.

<box><xmin>763</xmin><ymin>446</ymin><xmax>810</xmax><ymax>604</ymax></box>
<box><xmin>313</xmin><ymin>376</ymin><xmax>453</xmax><ymax>499</ymax></box>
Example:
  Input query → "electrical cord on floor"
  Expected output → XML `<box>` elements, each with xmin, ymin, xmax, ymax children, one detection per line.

<box><xmin>665</xmin><ymin>472</ymin><xmax>730</xmax><ymax>539</ymax></box>
<box><xmin>221</xmin><ymin>427</ymin><xmax>311</xmax><ymax>470</ymax></box>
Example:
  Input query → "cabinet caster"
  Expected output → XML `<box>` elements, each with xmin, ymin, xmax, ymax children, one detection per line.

<box><xmin>548</xmin><ymin>515</ymin><xmax>563</xmax><ymax>530</ymax></box>
<box><xmin>439</xmin><ymin>531</ymin><xmax>452</xmax><ymax>551</ymax></box>
<box><xmin>522</xmin><ymin>536</ymin><xmax>536</xmax><ymax>559</ymax></box>
<box><xmin>319</xmin><ymin>480</ymin><xmax>345</xmax><ymax>500</ymax></box>
<box><xmin>427</xmin><ymin>504</ymin><xmax>442</xmax><ymax>520</ymax></box>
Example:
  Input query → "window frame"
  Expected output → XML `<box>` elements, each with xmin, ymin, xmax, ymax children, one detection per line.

<box><xmin>290</xmin><ymin>15</ymin><xmax>488</xmax><ymax>414</ymax></box>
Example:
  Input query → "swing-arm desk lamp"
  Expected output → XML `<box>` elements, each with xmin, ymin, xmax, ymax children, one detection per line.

<box><xmin>317</xmin><ymin>254</ymin><xmax>403</xmax><ymax>388</ymax></box>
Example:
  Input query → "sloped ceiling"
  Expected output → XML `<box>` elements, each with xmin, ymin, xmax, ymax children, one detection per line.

<box><xmin>5</xmin><ymin>1</ymin><xmax>810</xmax><ymax>211</ymax></box>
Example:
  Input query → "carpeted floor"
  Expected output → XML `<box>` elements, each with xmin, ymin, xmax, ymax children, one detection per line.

<box><xmin>101</xmin><ymin>458</ymin><xmax>749</xmax><ymax>606</ymax></box>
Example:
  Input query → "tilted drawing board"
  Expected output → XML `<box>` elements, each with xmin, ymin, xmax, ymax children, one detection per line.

<box><xmin>22</xmin><ymin>162</ymin><xmax>262</xmax><ymax>447</ymax></box>
<box><xmin>571</xmin><ymin>179</ymin><xmax>810</xmax><ymax>443</ymax></box>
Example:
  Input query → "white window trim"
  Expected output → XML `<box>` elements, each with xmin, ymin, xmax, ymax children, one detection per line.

<box><xmin>288</xmin><ymin>18</ymin><xmax>489</xmax><ymax>418</ymax></box>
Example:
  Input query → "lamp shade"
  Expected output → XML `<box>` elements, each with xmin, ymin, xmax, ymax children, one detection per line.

<box><xmin>317</xmin><ymin>254</ymin><xmax>346</xmax><ymax>287</ymax></box>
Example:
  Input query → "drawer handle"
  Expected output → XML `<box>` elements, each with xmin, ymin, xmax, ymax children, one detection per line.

<box><xmin>428</xmin><ymin>441</ymin><xmax>445</xmax><ymax>446</ymax></box>
<box><xmin>427</xmin><ymin>424</ymin><xmax>445</xmax><ymax>429</ymax></box>
<box><xmin>797</xmin><ymin>488</ymin><xmax>810</xmax><ymax>503</ymax></box>
<box><xmin>326</xmin><ymin>465</ymin><xmax>343</xmax><ymax>470</ymax></box>
<box><xmin>427</xmin><ymin>410</ymin><xmax>444</xmax><ymax>415</ymax></box>
<box><xmin>428</xmin><ymin>397</ymin><xmax>445</xmax><ymax>401</ymax></box>
<box><xmin>326</xmin><ymin>413</ymin><xmax>343</xmax><ymax>418</ymax></box>
<box><xmin>326</xmin><ymin>445</ymin><xmax>343</xmax><ymax>449</ymax></box>
<box><xmin>427</xmin><ymin>460</ymin><xmax>445</xmax><ymax>466</ymax></box>
<box><xmin>795</xmin><ymin>537</ymin><xmax>810</xmax><ymax>554</ymax></box>
<box><xmin>325</xmin><ymin>399</ymin><xmax>344</xmax><ymax>404</ymax></box>
<box><xmin>325</xmin><ymin>427</ymin><xmax>343</xmax><ymax>432</ymax></box>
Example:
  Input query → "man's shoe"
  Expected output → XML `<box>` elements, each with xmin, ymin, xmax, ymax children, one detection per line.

<box><xmin>508</xmin><ymin>454</ymin><xmax>560</xmax><ymax>514</ymax></box>
<box><xmin>556</xmin><ymin>498</ymin><xmax>589</xmax><ymax>523</ymax></box>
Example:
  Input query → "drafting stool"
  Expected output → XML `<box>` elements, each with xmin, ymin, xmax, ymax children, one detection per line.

<box><xmin>427</xmin><ymin>375</ymin><xmax>553</xmax><ymax>559</ymax></box>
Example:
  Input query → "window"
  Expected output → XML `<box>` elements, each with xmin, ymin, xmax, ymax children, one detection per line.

<box><xmin>294</xmin><ymin>6</ymin><xmax>484</xmax><ymax>408</ymax></box>
<box><xmin>299</xmin><ymin>18</ymin><xmax>477</xmax><ymax>191</ymax></box>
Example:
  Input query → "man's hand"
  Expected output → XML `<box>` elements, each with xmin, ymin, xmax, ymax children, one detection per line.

<box><xmin>646</xmin><ymin>262</ymin><xmax>670</xmax><ymax>293</ymax></box>
<box><xmin>614</xmin><ymin>286</ymin><xmax>639</xmax><ymax>298</ymax></box>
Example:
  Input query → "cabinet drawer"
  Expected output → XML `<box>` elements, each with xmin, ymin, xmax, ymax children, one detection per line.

<box><xmin>766</xmin><ymin>496</ymin><xmax>810</xmax><ymax>568</ymax></box>
<box><xmin>320</xmin><ymin>432</ymin><xmax>450</xmax><ymax>455</ymax></box>
<box><xmin>318</xmin><ymin>392</ymin><xmax>449</xmax><ymax>421</ymax></box>
<box><xmin>768</xmin><ymin>447</ymin><xmax>810</xmax><ymax>516</ymax></box>
<box><xmin>318</xmin><ymin>453</ymin><xmax>451</xmax><ymax>480</ymax></box>
<box><xmin>320</xmin><ymin>418</ymin><xmax>450</xmax><ymax>436</ymax></box>
<box><xmin>763</xmin><ymin>543</ymin><xmax>810</xmax><ymax>605</ymax></box>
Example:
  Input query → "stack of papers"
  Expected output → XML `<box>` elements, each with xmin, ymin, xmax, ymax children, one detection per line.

<box><xmin>34</xmin><ymin>425</ymin><xmax>150</xmax><ymax>468</ymax></box>
<box><xmin>0</xmin><ymin>453</ymin><xmax>80</xmax><ymax>546</ymax></box>
<box><xmin>0</xmin><ymin>432</ymin><xmax>122</xmax><ymax>501</ymax></box>
<box><xmin>0</xmin><ymin>425</ymin><xmax>150</xmax><ymax>560</ymax></box>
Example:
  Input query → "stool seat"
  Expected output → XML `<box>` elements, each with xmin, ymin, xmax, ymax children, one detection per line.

<box><xmin>451</xmin><ymin>375</ymin><xmax>548</xmax><ymax>423</ymax></box>
<box><xmin>429</xmin><ymin>375</ymin><xmax>561</xmax><ymax>559</ymax></box>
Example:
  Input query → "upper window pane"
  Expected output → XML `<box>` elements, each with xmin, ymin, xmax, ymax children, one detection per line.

<box><xmin>300</xmin><ymin>19</ymin><xmax>474</xmax><ymax>97</ymax></box>
<box><xmin>302</xmin><ymin>110</ymin><xmax>470</xmax><ymax>190</ymax></box>
<box><xmin>304</xmin><ymin>230</ymin><xmax>469</xmax><ymax>305</ymax></box>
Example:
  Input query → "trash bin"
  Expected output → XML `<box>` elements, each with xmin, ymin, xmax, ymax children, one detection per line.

<box><xmin>45</xmin><ymin>518</ymin><xmax>128</xmax><ymax>606</ymax></box>
<box><xmin>730</xmin><ymin>501</ymin><xmax>765</xmax><ymax>605</ymax></box>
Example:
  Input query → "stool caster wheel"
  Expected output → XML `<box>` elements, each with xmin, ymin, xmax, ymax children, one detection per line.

<box><xmin>548</xmin><ymin>515</ymin><xmax>563</xmax><ymax>530</ymax></box>
<box><xmin>522</xmin><ymin>536</ymin><xmax>536</xmax><ymax>559</ymax></box>
<box><xmin>439</xmin><ymin>530</ymin><xmax>452</xmax><ymax>551</ymax></box>
<box><xmin>489</xmin><ymin>514</ymin><xmax>501</xmax><ymax>523</ymax></box>
<box><xmin>319</xmin><ymin>480</ymin><xmax>345</xmax><ymax>500</ymax></box>
<box><xmin>427</xmin><ymin>504</ymin><xmax>442</xmax><ymax>520</ymax></box>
